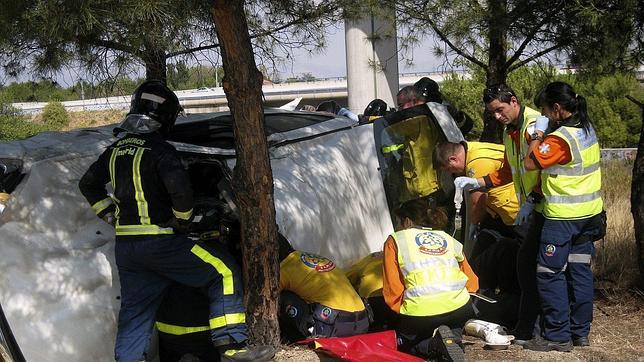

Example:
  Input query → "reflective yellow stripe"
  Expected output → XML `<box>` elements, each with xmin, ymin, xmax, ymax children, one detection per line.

<box><xmin>209</xmin><ymin>313</ymin><xmax>246</xmax><ymax>329</ymax></box>
<box><xmin>173</xmin><ymin>208</ymin><xmax>193</xmax><ymax>221</ymax></box>
<box><xmin>108</xmin><ymin>149</ymin><xmax>120</xmax><ymax>220</ymax></box>
<box><xmin>382</xmin><ymin>144</ymin><xmax>405</xmax><ymax>153</ymax></box>
<box><xmin>132</xmin><ymin>147</ymin><xmax>150</xmax><ymax>225</ymax></box>
<box><xmin>115</xmin><ymin>224</ymin><xmax>174</xmax><ymax>235</ymax></box>
<box><xmin>155</xmin><ymin>322</ymin><xmax>209</xmax><ymax>335</ymax></box>
<box><xmin>191</xmin><ymin>244</ymin><xmax>234</xmax><ymax>295</ymax></box>
<box><xmin>91</xmin><ymin>197</ymin><xmax>113</xmax><ymax>215</ymax></box>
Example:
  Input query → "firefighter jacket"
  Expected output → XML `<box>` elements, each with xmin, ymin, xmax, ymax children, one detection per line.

<box><xmin>79</xmin><ymin>132</ymin><xmax>194</xmax><ymax>237</ymax></box>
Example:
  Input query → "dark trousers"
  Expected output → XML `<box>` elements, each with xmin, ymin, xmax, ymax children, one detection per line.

<box><xmin>513</xmin><ymin>212</ymin><xmax>544</xmax><ymax>339</ymax></box>
<box><xmin>365</xmin><ymin>296</ymin><xmax>399</xmax><ymax>332</ymax></box>
<box><xmin>479</xmin><ymin>213</ymin><xmax>516</xmax><ymax>239</ymax></box>
<box><xmin>114</xmin><ymin>234</ymin><xmax>247</xmax><ymax>362</ymax></box>
<box><xmin>395</xmin><ymin>300</ymin><xmax>475</xmax><ymax>359</ymax></box>
<box><xmin>278</xmin><ymin>291</ymin><xmax>369</xmax><ymax>343</ymax></box>
<box><xmin>537</xmin><ymin>217</ymin><xmax>595</xmax><ymax>342</ymax></box>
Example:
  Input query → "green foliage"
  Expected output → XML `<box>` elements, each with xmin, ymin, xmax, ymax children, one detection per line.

<box><xmin>41</xmin><ymin>101</ymin><xmax>70</xmax><ymax>129</ymax></box>
<box><xmin>440</xmin><ymin>65</ymin><xmax>643</xmax><ymax>147</ymax></box>
<box><xmin>0</xmin><ymin>100</ymin><xmax>47</xmax><ymax>140</ymax></box>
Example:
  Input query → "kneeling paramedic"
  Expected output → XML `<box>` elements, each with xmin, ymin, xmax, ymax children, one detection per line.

<box><xmin>278</xmin><ymin>235</ymin><xmax>369</xmax><ymax>342</ymax></box>
<box><xmin>383</xmin><ymin>199</ymin><xmax>479</xmax><ymax>361</ymax></box>
<box><xmin>78</xmin><ymin>80</ymin><xmax>273</xmax><ymax>362</ymax></box>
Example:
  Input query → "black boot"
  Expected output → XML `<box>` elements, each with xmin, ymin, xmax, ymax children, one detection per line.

<box><xmin>218</xmin><ymin>343</ymin><xmax>275</xmax><ymax>362</ymax></box>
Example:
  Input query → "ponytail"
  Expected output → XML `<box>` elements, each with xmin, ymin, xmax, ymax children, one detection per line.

<box><xmin>575</xmin><ymin>94</ymin><xmax>592</xmax><ymax>133</ymax></box>
<box><xmin>534</xmin><ymin>81</ymin><xmax>593</xmax><ymax>133</ymax></box>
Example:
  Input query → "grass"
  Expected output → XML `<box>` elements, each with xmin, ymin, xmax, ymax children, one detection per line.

<box><xmin>593</xmin><ymin>159</ymin><xmax>638</xmax><ymax>290</ymax></box>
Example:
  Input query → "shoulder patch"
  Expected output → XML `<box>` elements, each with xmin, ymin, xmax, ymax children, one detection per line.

<box><xmin>300</xmin><ymin>252</ymin><xmax>336</xmax><ymax>272</ymax></box>
<box><xmin>538</xmin><ymin>143</ymin><xmax>551</xmax><ymax>155</ymax></box>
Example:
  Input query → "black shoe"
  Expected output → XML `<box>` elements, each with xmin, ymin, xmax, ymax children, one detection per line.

<box><xmin>433</xmin><ymin>325</ymin><xmax>465</xmax><ymax>362</ymax></box>
<box><xmin>508</xmin><ymin>329</ymin><xmax>533</xmax><ymax>346</ymax></box>
<box><xmin>522</xmin><ymin>337</ymin><xmax>573</xmax><ymax>352</ymax></box>
<box><xmin>220</xmin><ymin>345</ymin><xmax>275</xmax><ymax>362</ymax></box>
<box><xmin>573</xmin><ymin>336</ymin><xmax>590</xmax><ymax>347</ymax></box>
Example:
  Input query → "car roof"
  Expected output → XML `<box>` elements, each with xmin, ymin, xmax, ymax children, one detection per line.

<box><xmin>169</xmin><ymin>109</ymin><xmax>337</xmax><ymax>149</ymax></box>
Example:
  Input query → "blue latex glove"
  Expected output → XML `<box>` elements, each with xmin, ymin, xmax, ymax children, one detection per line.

<box><xmin>535</xmin><ymin>116</ymin><xmax>550</xmax><ymax>133</ymax></box>
<box><xmin>337</xmin><ymin>107</ymin><xmax>359</xmax><ymax>123</ymax></box>
<box><xmin>514</xmin><ymin>201</ymin><xmax>535</xmax><ymax>225</ymax></box>
<box><xmin>454</xmin><ymin>176</ymin><xmax>480</xmax><ymax>190</ymax></box>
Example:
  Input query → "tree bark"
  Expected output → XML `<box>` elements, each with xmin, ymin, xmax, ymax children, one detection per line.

<box><xmin>210</xmin><ymin>0</ymin><xmax>280</xmax><ymax>346</ymax></box>
<box><xmin>143</xmin><ymin>46</ymin><xmax>168</xmax><ymax>83</ymax></box>
<box><xmin>627</xmin><ymin>96</ymin><xmax>644</xmax><ymax>287</ymax></box>
<box><xmin>480</xmin><ymin>0</ymin><xmax>508</xmax><ymax>144</ymax></box>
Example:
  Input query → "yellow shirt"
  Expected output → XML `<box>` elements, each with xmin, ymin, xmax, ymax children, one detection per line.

<box><xmin>280</xmin><ymin>251</ymin><xmax>365</xmax><ymax>312</ymax></box>
<box><xmin>465</xmin><ymin>142</ymin><xmax>519</xmax><ymax>225</ymax></box>
<box><xmin>345</xmin><ymin>252</ymin><xmax>384</xmax><ymax>298</ymax></box>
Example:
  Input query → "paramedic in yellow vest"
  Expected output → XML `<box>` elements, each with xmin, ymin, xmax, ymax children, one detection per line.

<box><xmin>454</xmin><ymin>83</ymin><xmax>544</xmax><ymax>342</ymax></box>
<box><xmin>383</xmin><ymin>199</ymin><xmax>478</xmax><ymax>361</ymax></box>
<box><xmin>345</xmin><ymin>252</ymin><xmax>398</xmax><ymax>331</ymax></box>
<box><xmin>434</xmin><ymin>141</ymin><xmax>519</xmax><ymax>238</ymax></box>
<box><xmin>278</xmin><ymin>235</ymin><xmax>369</xmax><ymax>342</ymax></box>
<box><xmin>520</xmin><ymin>82</ymin><xmax>604</xmax><ymax>352</ymax></box>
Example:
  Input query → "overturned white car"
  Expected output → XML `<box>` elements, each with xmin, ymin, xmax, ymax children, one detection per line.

<box><xmin>0</xmin><ymin>104</ymin><xmax>463</xmax><ymax>361</ymax></box>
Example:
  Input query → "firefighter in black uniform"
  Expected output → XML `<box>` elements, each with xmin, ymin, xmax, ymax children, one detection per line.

<box><xmin>78</xmin><ymin>80</ymin><xmax>273</xmax><ymax>362</ymax></box>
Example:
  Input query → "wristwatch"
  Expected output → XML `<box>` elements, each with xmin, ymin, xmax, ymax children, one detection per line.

<box><xmin>530</xmin><ymin>132</ymin><xmax>544</xmax><ymax>141</ymax></box>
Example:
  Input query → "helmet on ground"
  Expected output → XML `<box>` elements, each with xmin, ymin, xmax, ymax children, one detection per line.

<box><xmin>363</xmin><ymin>99</ymin><xmax>388</xmax><ymax>117</ymax></box>
<box><xmin>114</xmin><ymin>80</ymin><xmax>182</xmax><ymax>137</ymax></box>
<box><xmin>414</xmin><ymin>77</ymin><xmax>442</xmax><ymax>103</ymax></box>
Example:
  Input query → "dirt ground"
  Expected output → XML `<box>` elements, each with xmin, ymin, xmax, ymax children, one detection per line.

<box><xmin>273</xmin><ymin>290</ymin><xmax>644</xmax><ymax>361</ymax></box>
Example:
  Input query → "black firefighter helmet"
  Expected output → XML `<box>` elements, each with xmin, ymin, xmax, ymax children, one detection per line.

<box><xmin>114</xmin><ymin>80</ymin><xmax>182</xmax><ymax>137</ymax></box>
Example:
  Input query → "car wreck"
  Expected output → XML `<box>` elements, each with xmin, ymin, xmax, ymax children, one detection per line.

<box><xmin>0</xmin><ymin>103</ymin><xmax>463</xmax><ymax>361</ymax></box>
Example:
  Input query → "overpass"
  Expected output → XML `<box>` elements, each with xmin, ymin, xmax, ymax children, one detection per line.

<box><xmin>12</xmin><ymin>70</ymin><xmax>468</xmax><ymax>115</ymax></box>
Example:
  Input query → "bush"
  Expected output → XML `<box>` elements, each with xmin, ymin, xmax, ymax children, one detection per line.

<box><xmin>41</xmin><ymin>101</ymin><xmax>70</xmax><ymax>129</ymax></box>
<box><xmin>0</xmin><ymin>103</ymin><xmax>47</xmax><ymax>140</ymax></box>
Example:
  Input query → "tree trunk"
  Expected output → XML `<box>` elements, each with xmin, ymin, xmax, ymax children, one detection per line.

<box><xmin>480</xmin><ymin>0</ymin><xmax>508</xmax><ymax>144</ymax></box>
<box><xmin>628</xmin><ymin>96</ymin><xmax>644</xmax><ymax>287</ymax></box>
<box><xmin>210</xmin><ymin>0</ymin><xmax>280</xmax><ymax>346</ymax></box>
<box><xmin>143</xmin><ymin>46</ymin><xmax>168</xmax><ymax>83</ymax></box>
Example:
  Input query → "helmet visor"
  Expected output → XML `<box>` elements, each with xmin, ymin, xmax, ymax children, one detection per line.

<box><xmin>113</xmin><ymin>114</ymin><xmax>162</xmax><ymax>136</ymax></box>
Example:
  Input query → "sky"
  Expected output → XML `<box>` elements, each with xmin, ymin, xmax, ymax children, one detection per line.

<box><xmin>1</xmin><ymin>21</ymin><xmax>451</xmax><ymax>87</ymax></box>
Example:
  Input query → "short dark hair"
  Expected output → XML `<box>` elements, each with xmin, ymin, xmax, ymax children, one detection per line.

<box><xmin>482</xmin><ymin>83</ymin><xmax>517</xmax><ymax>104</ymax></box>
<box><xmin>397</xmin><ymin>85</ymin><xmax>422</xmax><ymax>103</ymax></box>
<box><xmin>433</xmin><ymin>142</ymin><xmax>462</xmax><ymax>169</ymax></box>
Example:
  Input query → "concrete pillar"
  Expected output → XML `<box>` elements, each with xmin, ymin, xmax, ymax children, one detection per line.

<box><xmin>345</xmin><ymin>13</ymin><xmax>399</xmax><ymax>114</ymax></box>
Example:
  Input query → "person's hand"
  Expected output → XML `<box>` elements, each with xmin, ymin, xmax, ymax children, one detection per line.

<box><xmin>468</xmin><ymin>224</ymin><xmax>478</xmax><ymax>241</ymax></box>
<box><xmin>535</xmin><ymin>116</ymin><xmax>550</xmax><ymax>133</ymax></box>
<box><xmin>101</xmin><ymin>212</ymin><xmax>116</xmax><ymax>227</ymax></box>
<box><xmin>454</xmin><ymin>177</ymin><xmax>480</xmax><ymax>190</ymax></box>
<box><xmin>514</xmin><ymin>202</ymin><xmax>535</xmax><ymax>225</ymax></box>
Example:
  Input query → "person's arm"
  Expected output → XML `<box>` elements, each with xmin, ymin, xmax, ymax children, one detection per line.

<box><xmin>482</xmin><ymin>153</ymin><xmax>513</xmax><ymax>188</ymax></box>
<box><xmin>525</xmin><ymin>135</ymin><xmax>571</xmax><ymax>171</ymax></box>
<box><xmin>382</xmin><ymin>236</ymin><xmax>405</xmax><ymax>313</ymax></box>
<box><xmin>158</xmin><ymin>148</ymin><xmax>194</xmax><ymax>221</ymax></box>
<box><xmin>459</xmin><ymin>257</ymin><xmax>479</xmax><ymax>293</ymax></box>
<box><xmin>78</xmin><ymin>150</ymin><xmax>115</xmax><ymax>219</ymax></box>
<box><xmin>468</xmin><ymin>191</ymin><xmax>488</xmax><ymax>225</ymax></box>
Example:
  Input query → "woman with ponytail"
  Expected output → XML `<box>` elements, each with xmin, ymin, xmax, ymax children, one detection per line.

<box><xmin>522</xmin><ymin>81</ymin><xmax>605</xmax><ymax>352</ymax></box>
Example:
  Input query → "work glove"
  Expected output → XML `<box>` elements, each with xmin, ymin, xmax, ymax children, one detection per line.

<box><xmin>468</xmin><ymin>224</ymin><xmax>478</xmax><ymax>242</ymax></box>
<box><xmin>514</xmin><ymin>201</ymin><xmax>535</xmax><ymax>225</ymax></box>
<box><xmin>101</xmin><ymin>212</ymin><xmax>116</xmax><ymax>227</ymax></box>
<box><xmin>161</xmin><ymin>216</ymin><xmax>193</xmax><ymax>234</ymax></box>
<box><xmin>454</xmin><ymin>176</ymin><xmax>481</xmax><ymax>190</ymax></box>
<box><xmin>535</xmin><ymin>115</ymin><xmax>550</xmax><ymax>133</ymax></box>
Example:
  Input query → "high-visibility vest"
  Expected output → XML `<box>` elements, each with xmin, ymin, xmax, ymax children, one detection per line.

<box><xmin>392</xmin><ymin>228</ymin><xmax>470</xmax><ymax>316</ymax></box>
<box><xmin>541</xmin><ymin>125</ymin><xmax>603</xmax><ymax>219</ymax></box>
<box><xmin>503</xmin><ymin>107</ymin><xmax>541</xmax><ymax>207</ymax></box>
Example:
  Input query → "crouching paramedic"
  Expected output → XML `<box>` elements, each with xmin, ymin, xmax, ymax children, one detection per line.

<box><xmin>383</xmin><ymin>199</ymin><xmax>478</xmax><ymax>361</ymax></box>
<box><xmin>278</xmin><ymin>235</ymin><xmax>369</xmax><ymax>342</ymax></box>
<box><xmin>345</xmin><ymin>252</ymin><xmax>398</xmax><ymax>331</ymax></box>
<box><xmin>78</xmin><ymin>80</ymin><xmax>273</xmax><ymax>362</ymax></box>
